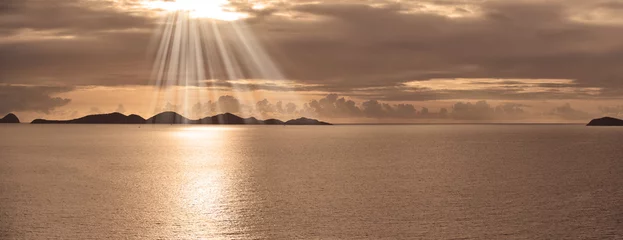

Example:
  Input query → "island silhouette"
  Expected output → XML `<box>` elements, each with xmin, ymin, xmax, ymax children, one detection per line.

<box><xmin>6</xmin><ymin>112</ymin><xmax>619</xmax><ymax>126</ymax></box>
<box><xmin>30</xmin><ymin>112</ymin><xmax>331</xmax><ymax>125</ymax></box>
<box><xmin>0</xmin><ymin>113</ymin><xmax>20</xmax><ymax>123</ymax></box>
<box><xmin>586</xmin><ymin>117</ymin><xmax>623</xmax><ymax>126</ymax></box>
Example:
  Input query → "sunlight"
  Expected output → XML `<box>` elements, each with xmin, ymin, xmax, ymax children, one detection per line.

<box><xmin>167</xmin><ymin>125</ymin><xmax>243</xmax><ymax>238</ymax></box>
<box><xmin>142</xmin><ymin>0</ymin><xmax>247</xmax><ymax>21</ymax></box>
<box><xmin>146</xmin><ymin>0</ymin><xmax>303</xmax><ymax>119</ymax></box>
<box><xmin>174</xmin><ymin>126</ymin><xmax>235</xmax><ymax>139</ymax></box>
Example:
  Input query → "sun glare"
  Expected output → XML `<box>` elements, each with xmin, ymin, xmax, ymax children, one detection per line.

<box><xmin>142</xmin><ymin>0</ymin><xmax>247</xmax><ymax>21</ymax></box>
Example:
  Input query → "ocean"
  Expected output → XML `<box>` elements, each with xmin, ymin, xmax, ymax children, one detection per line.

<box><xmin>1</xmin><ymin>124</ymin><xmax>622</xmax><ymax>239</ymax></box>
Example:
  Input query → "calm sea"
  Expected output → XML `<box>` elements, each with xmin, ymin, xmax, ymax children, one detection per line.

<box><xmin>1</xmin><ymin>125</ymin><xmax>622</xmax><ymax>239</ymax></box>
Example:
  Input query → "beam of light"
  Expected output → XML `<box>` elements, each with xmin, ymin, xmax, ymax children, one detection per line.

<box><xmin>146</xmin><ymin>0</ymin><xmax>302</xmax><ymax>121</ymax></box>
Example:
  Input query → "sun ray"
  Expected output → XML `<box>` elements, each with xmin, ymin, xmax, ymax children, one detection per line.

<box><xmin>146</xmin><ymin>0</ymin><xmax>303</xmax><ymax>122</ymax></box>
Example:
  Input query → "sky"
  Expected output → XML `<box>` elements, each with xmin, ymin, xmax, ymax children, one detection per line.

<box><xmin>1</xmin><ymin>0</ymin><xmax>623</xmax><ymax>123</ymax></box>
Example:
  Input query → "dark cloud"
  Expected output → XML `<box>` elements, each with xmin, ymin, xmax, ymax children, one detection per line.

<box><xmin>0</xmin><ymin>84</ymin><xmax>73</xmax><ymax>114</ymax></box>
<box><xmin>0</xmin><ymin>0</ymin><xmax>154</xmax><ymax>33</ymax></box>
<box><xmin>0</xmin><ymin>0</ymin><xmax>17</xmax><ymax>14</ymax></box>
<box><xmin>253</xmin><ymin>1</ymin><xmax>623</xmax><ymax>98</ymax></box>
<box><xmin>0</xmin><ymin>31</ymin><xmax>153</xmax><ymax>86</ymax></box>
<box><xmin>0</xmin><ymin>0</ymin><xmax>155</xmax><ymax>86</ymax></box>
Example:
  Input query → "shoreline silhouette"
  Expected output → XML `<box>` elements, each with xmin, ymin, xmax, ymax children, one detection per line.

<box><xmin>586</xmin><ymin>117</ymin><xmax>623</xmax><ymax>126</ymax></box>
<box><xmin>4</xmin><ymin>112</ymin><xmax>622</xmax><ymax>126</ymax></box>
<box><xmin>0</xmin><ymin>113</ymin><xmax>20</xmax><ymax>123</ymax></box>
<box><xmin>29</xmin><ymin>112</ymin><xmax>332</xmax><ymax>125</ymax></box>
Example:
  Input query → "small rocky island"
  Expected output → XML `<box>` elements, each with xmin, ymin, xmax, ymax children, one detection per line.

<box><xmin>586</xmin><ymin>117</ymin><xmax>623</xmax><ymax>126</ymax></box>
<box><xmin>31</xmin><ymin>112</ymin><xmax>331</xmax><ymax>125</ymax></box>
<box><xmin>0</xmin><ymin>113</ymin><xmax>20</xmax><ymax>123</ymax></box>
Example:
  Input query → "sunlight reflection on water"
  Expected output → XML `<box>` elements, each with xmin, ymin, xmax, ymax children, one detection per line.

<box><xmin>2</xmin><ymin>125</ymin><xmax>623</xmax><ymax>239</ymax></box>
<box><xmin>172</xmin><ymin>126</ymin><xmax>241</xmax><ymax>238</ymax></box>
<box><xmin>173</xmin><ymin>126</ymin><xmax>238</xmax><ymax>139</ymax></box>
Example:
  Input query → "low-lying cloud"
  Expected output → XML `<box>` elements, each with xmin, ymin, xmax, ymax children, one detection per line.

<box><xmin>0</xmin><ymin>84</ymin><xmax>73</xmax><ymax>115</ymax></box>
<box><xmin>170</xmin><ymin>94</ymin><xmax>599</xmax><ymax>122</ymax></box>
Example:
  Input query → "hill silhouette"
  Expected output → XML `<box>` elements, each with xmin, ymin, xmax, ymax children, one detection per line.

<box><xmin>146</xmin><ymin>111</ymin><xmax>191</xmax><ymax>124</ymax></box>
<box><xmin>264</xmin><ymin>119</ymin><xmax>286</xmax><ymax>125</ymax></box>
<box><xmin>32</xmin><ymin>112</ymin><xmax>145</xmax><ymax>124</ymax></box>
<box><xmin>31</xmin><ymin>112</ymin><xmax>331</xmax><ymax>125</ymax></box>
<box><xmin>587</xmin><ymin>117</ymin><xmax>623</xmax><ymax>126</ymax></box>
<box><xmin>285</xmin><ymin>117</ymin><xmax>331</xmax><ymax>125</ymax></box>
<box><xmin>0</xmin><ymin>113</ymin><xmax>20</xmax><ymax>123</ymax></box>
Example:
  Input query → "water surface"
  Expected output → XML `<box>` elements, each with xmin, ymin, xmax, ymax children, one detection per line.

<box><xmin>1</xmin><ymin>125</ymin><xmax>622</xmax><ymax>239</ymax></box>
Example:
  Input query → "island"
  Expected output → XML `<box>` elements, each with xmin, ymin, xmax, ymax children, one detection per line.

<box><xmin>32</xmin><ymin>112</ymin><xmax>145</xmax><ymax>124</ymax></box>
<box><xmin>586</xmin><ymin>117</ymin><xmax>623</xmax><ymax>126</ymax></box>
<box><xmin>31</xmin><ymin>112</ymin><xmax>331</xmax><ymax>125</ymax></box>
<box><xmin>0</xmin><ymin>113</ymin><xmax>20</xmax><ymax>123</ymax></box>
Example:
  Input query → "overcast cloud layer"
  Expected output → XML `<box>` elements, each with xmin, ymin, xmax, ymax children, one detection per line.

<box><xmin>1</xmin><ymin>0</ymin><xmax>622</xmax><ymax>122</ymax></box>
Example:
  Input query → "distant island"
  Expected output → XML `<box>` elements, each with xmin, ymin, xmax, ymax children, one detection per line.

<box><xmin>31</xmin><ymin>112</ymin><xmax>332</xmax><ymax>125</ymax></box>
<box><xmin>586</xmin><ymin>117</ymin><xmax>623</xmax><ymax>126</ymax></box>
<box><xmin>0</xmin><ymin>113</ymin><xmax>20</xmax><ymax>123</ymax></box>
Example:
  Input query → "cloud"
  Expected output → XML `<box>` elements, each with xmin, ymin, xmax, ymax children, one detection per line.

<box><xmin>252</xmin><ymin>1</ymin><xmax>623</xmax><ymax>99</ymax></box>
<box><xmin>300</xmin><ymin>94</ymin><xmax>495</xmax><ymax>120</ymax></box>
<box><xmin>0</xmin><ymin>84</ymin><xmax>73</xmax><ymax>114</ymax></box>
<box><xmin>305</xmin><ymin>94</ymin><xmax>362</xmax><ymax>118</ymax></box>
<box><xmin>0</xmin><ymin>0</ymin><xmax>155</xmax><ymax>86</ymax></box>
<box><xmin>115</xmin><ymin>104</ymin><xmax>126</xmax><ymax>113</ymax></box>
<box><xmin>272</xmin><ymin>100</ymin><xmax>299</xmax><ymax>116</ymax></box>
<box><xmin>216</xmin><ymin>95</ymin><xmax>241</xmax><ymax>113</ymax></box>
<box><xmin>361</xmin><ymin>100</ymin><xmax>419</xmax><ymax>119</ymax></box>
<box><xmin>550</xmin><ymin>103</ymin><xmax>592</xmax><ymax>120</ymax></box>
<box><xmin>1</xmin><ymin>0</ymin><xmax>623</xmax><ymax>101</ymax></box>
<box><xmin>495</xmin><ymin>103</ymin><xmax>527</xmax><ymax>115</ymax></box>
<box><xmin>449</xmin><ymin>101</ymin><xmax>537</xmax><ymax>120</ymax></box>
<box><xmin>285</xmin><ymin>102</ymin><xmax>297</xmax><ymax>114</ymax></box>
<box><xmin>299</xmin><ymin>94</ymin><xmax>539</xmax><ymax>121</ymax></box>
<box><xmin>89</xmin><ymin>107</ymin><xmax>102</xmax><ymax>114</ymax></box>
<box><xmin>255</xmin><ymin>99</ymin><xmax>275</xmax><ymax>116</ymax></box>
<box><xmin>451</xmin><ymin>101</ymin><xmax>495</xmax><ymax>120</ymax></box>
<box><xmin>189</xmin><ymin>95</ymin><xmax>244</xmax><ymax>117</ymax></box>
<box><xmin>0</xmin><ymin>0</ymin><xmax>154</xmax><ymax>33</ymax></box>
<box><xmin>157</xmin><ymin>102</ymin><xmax>180</xmax><ymax>113</ymax></box>
<box><xmin>599</xmin><ymin>105</ymin><xmax>623</xmax><ymax>117</ymax></box>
